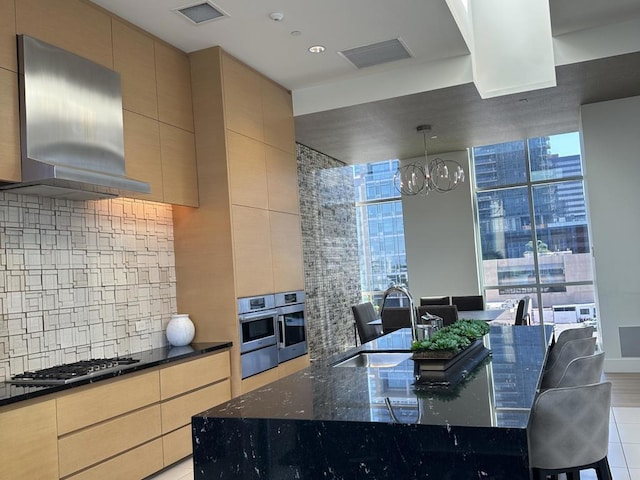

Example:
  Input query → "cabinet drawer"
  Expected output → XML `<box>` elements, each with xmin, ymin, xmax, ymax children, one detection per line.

<box><xmin>162</xmin><ymin>424</ymin><xmax>192</xmax><ymax>466</ymax></box>
<box><xmin>57</xmin><ymin>370</ymin><xmax>160</xmax><ymax>435</ymax></box>
<box><xmin>0</xmin><ymin>398</ymin><xmax>58</xmax><ymax>480</ymax></box>
<box><xmin>66</xmin><ymin>438</ymin><xmax>164</xmax><ymax>480</ymax></box>
<box><xmin>160</xmin><ymin>351</ymin><xmax>230</xmax><ymax>400</ymax></box>
<box><xmin>161</xmin><ymin>380</ymin><xmax>231</xmax><ymax>433</ymax></box>
<box><xmin>58</xmin><ymin>404</ymin><xmax>162</xmax><ymax>477</ymax></box>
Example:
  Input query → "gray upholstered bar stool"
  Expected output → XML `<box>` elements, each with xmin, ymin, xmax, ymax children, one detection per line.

<box><xmin>547</xmin><ymin>325</ymin><xmax>595</xmax><ymax>367</ymax></box>
<box><xmin>544</xmin><ymin>351</ymin><xmax>605</xmax><ymax>390</ymax></box>
<box><xmin>541</xmin><ymin>337</ymin><xmax>597</xmax><ymax>389</ymax></box>
<box><xmin>527</xmin><ymin>381</ymin><xmax>613</xmax><ymax>480</ymax></box>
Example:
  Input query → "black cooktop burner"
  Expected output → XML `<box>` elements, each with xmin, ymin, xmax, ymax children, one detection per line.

<box><xmin>8</xmin><ymin>357</ymin><xmax>140</xmax><ymax>386</ymax></box>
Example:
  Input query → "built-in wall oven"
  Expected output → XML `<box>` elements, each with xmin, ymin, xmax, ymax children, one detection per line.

<box><xmin>275</xmin><ymin>290</ymin><xmax>307</xmax><ymax>363</ymax></box>
<box><xmin>238</xmin><ymin>294</ymin><xmax>279</xmax><ymax>379</ymax></box>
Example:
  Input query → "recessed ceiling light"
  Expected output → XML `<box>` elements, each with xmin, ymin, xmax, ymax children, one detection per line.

<box><xmin>291</xmin><ymin>30</ymin><xmax>302</xmax><ymax>36</ymax></box>
<box><xmin>308</xmin><ymin>45</ymin><xmax>326</xmax><ymax>54</ymax></box>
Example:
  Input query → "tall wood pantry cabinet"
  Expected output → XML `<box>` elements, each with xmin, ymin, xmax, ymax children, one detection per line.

<box><xmin>173</xmin><ymin>47</ymin><xmax>308</xmax><ymax>397</ymax></box>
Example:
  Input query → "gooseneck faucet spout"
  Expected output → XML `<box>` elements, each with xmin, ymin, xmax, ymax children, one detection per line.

<box><xmin>380</xmin><ymin>285</ymin><xmax>419</xmax><ymax>342</ymax></box>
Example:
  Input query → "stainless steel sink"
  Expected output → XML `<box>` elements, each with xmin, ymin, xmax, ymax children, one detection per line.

<box><xmin>333</xmin><ymin>352</ymin><xmax>412</xmax><ymax>368</ymax></box>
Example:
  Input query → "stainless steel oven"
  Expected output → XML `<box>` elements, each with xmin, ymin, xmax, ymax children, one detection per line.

<box><xmin>275</xmin><ymin>290</ymin><xmax>307</xmax><ymax>363</ymax></box>
<box><xmin>238</xmin><ymin>294</ymin><xmax>279</xmax><ymax>379</ymax></box>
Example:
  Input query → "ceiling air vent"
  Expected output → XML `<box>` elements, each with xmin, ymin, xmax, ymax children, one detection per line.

<box><xmin>174</xmin><ymin>2</ymin><xmax>227</xmax><ymax>25</ymax></box>
<box><xmin>339</xmin><ymin>38</ymin><xmax>412</xmax><ymax>69</ymax></box>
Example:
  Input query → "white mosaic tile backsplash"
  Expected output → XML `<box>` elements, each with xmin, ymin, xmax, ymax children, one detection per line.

<box><xmin>0</xmin><ymin>192</ymin><xmax>176</xmax><ymax>382</ymax></box>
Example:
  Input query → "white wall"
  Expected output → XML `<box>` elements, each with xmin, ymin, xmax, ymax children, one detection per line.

<box><xmin>581</xmin><ymin>95</ymin><xmax>640</xmax><ymax>372</ymax></box>
<box><xmin>403</xmin><ymin>151</ymin><xmax>481</xmax><ymax>299</ymax></box>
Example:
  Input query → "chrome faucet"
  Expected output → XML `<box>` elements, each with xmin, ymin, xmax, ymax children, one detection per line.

<box><xmin>380</xmin><ymin>285</ymin><xmax>419</xmax><ymax>342</ymax></box>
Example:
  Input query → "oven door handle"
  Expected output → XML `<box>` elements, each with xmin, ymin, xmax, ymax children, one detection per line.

<box><xmin>277</xmin><ymin>315</ymin><xmax>286</xmax><ymax>349</ymax></box>
<box><xmin>239</xmin><ymin>309</ymin><xmax>278</xmax><ymax>323</ymax></box>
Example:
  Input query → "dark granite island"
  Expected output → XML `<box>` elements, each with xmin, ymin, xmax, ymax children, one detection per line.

<box><xmin>192</xmin><ymin>326</ymin><xmax>552</xmax><ymax>479</ymax></box>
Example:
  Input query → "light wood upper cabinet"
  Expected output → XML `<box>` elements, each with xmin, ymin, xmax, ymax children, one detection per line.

<box><xmin>15</xmin><ymin>0</ymin><xmax>113</xmax><ymax>69</ymax></box>
<box><xmin>112</xmin><ymin>20</ymin><xmax>158</xmax><ymax>119</ymax></box>
<box><xmin>0</xmin><ymin>399</ymin><xmax>59</xmax><ymax>480</ymax></box>
<box><xmin>155</xmin><ymin>41</ymin><xmax>194</xmax><ymax>132</ymax></box>
<box><xmin>0</xmin><ymin>68</ymin><xmax>20</xmax><ymax>182</ymax></box>
<box><xmin>270</xmin><ymin>211</ymin><xmax>305</xmax><ymax>292</ymax></box>
<box><xmin>232</xmin><ymin>205</ymin><xmax>274</xmax><ymax>297</ymax></box>
<box><xmin>266</xmin><ymin>146</ymin><xmax>299</xmax><ymax>214</ymax></box>
<box><xmin>123</xmin><ymin>110</ymin><xmax>163</xmax><ymax>202</ymax></box>
<box><xmin>159</xmin><ymin>123</ymin><xmax>199</xmax><ymax>207</ymax></box>
<box><xmin>262</xmin><ymin>79</ymin><xmax>295</xmax><ymax>154</ymax></box>
<box><xmin>228</xmin><ymin>131</ymin><xmax>268</xmax><ymax>208</ymax></box>
<box><xmin>0</xmin><ymin>0</ymin><xmax>16</xmax><ymax>72</ymax></box>
<box><xmin>222</xmin><ymin>53</ymin><xmax>264</xmax><ymax>142</ymax></box>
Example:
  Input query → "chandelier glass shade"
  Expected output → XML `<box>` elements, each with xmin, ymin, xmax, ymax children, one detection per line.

<box><xmin>393</xmin><ymin>125</ymin><xmax>465</xmax><ymax>196</ymax></box>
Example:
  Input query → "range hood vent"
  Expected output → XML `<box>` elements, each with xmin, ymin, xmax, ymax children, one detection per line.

<box><xmin>0</xmin><ymin>35</ymin><xmax>150</xmax><ymax>200</ymax></box>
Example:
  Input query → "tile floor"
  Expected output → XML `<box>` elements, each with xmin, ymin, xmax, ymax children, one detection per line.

<box><xmin>151</xmin><ymin>407</ymin><xmax>640</xmax><ymax>480</ymax></box>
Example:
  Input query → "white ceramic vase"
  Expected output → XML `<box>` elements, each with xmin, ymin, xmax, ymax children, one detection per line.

<box><xmin>166</xmin><ymin>314</ymin><xmax>195</xmax><ymax>347</ymax></box>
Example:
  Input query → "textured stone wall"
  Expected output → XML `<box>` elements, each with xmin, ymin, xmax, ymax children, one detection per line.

<box><xmin>0</xmin><ymin>193</ymin><xmax>176</xmax><ymax>381</ymax></box>
<box><xmin>297</xmin><ymin>144</ymin><xmax>361</xmax><ymax>362</ymax></box>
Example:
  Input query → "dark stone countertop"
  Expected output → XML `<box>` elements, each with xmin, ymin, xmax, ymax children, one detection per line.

<box><xmin>0</xmin><ymin>341</ymin><xmax>232</xmax><ymax>407</ymax></box>
<box><xmin>192</xmin><ymin>325</ymin><xmax>553</xmax><ymax>479</ymax></box>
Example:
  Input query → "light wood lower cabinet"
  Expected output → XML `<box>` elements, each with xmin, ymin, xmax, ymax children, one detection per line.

<box><xmin>159</xmin><ymin>352</ymin><xmax>232</xmax><ymax>466</ymax></box>
<box><xmin>0</xmin><ymin>398</ymin><xmax>58</xmax><ymax>480</ymax></box>
<box><xmin>15</xmin><ymin>349</ymin><xmax>233</xmax><ymax>480</ymax></box>
<box><xmin>65</xmin><ymin>439</ymin><xmax>164</xmax><ymax>480</ymax></box>
<box><xmin>162</xmin><ymin>381</ymin><xmax>231</xmax><ymax>434</ymax></box>
<box><xmin>56</xmin><ymin>370</ymin><xmax>160</xmax><ymax>435</ymax></box>
<box><xmin>162</xmin><ymin>425</ymin><xmax>193</xmax><ymax>466</ymax></box>
<box><xmin>160</xmin><ymin>344</ymin><xmax>230</xmax><ymax>400</ymax></box>
<box><xmin>58</xmin><ymin>404</ymin><xmax>162</xmax><ymax>477</ymax></box>
<box><xmin>241</xmin><ymin>353</ymin><xmax>310</xmax><ymax>394</ymax></box>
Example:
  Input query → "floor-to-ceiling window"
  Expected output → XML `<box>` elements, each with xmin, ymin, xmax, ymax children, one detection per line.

<box><xmin>473</xmin><ymin>133</ymin><xmax>597</xmax><ymax>329</ymax></box>
<box><xmin>353</xmin><ymin>160</ymin><xmax>408</xmax><ymax>309</ymax></box>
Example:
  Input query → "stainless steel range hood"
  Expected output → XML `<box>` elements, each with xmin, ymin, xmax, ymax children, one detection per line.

<box><xmin>0</xmin><ymin>35</ymin><xmax>150</xmax><ymax>200</ymax></box>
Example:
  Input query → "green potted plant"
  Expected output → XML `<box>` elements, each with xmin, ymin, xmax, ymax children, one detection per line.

<box><xmin>411</xmin><ymin>319</ymin><xmax>490</xmax><ymax>359</ymax></box>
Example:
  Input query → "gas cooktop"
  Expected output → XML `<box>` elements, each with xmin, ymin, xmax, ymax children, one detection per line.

<box><xmin>8</xmin><ymin>357</ymin><xmax>141</xmax><ymax>386</ymax></box>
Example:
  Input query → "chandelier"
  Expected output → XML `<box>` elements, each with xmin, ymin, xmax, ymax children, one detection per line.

<box><xmin>393</xmin><ymin>125</ymin><xmax>465</xmax><ymax>196</ymax></box>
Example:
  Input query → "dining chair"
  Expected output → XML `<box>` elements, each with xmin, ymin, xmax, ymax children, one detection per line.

<box><xmin>548</xmin><ymin>352</ymin><xmax>605</xmax><ymax>389</ymax></box>
<box><xmin>541</xmin><ymin>337</ymin><xmax>597</xmax><ymax>389</ymax></box>
<box><xmin>514</xmin><ymin>296</ymin><xmax>531</xmax><ymax>325</ymax></box>
<box><xmin>419</xmin><ymin>296</ymin><xmax>450</xmax><ymax>306</ymax></box>
<box><xmin>527</xmin><ymin>381</ymin><xmax>612</xmax><ymax>480</ymax></box>
<box><xmin>417</xmin><ymin>305</ymin><xmax>459</xmax><ymax>327</ymax></box>
<box><xmin>451</xmin><ymin>295</ymin><xmax>484</xmax><ymax>311</ymax></box>
<box><xmin>547</xmin><ymin>326</ymin><xmax>595</xmax><ymax>368</ymax></box>
<box><xmin>380</xmin><ymin>306</ymin><xmax>412</xmax><ymax>333</ymax></box>
<box><xmin>351</xmin><ymin>303</ymin><xmax>383</xmax><ymax>344</ymax></box>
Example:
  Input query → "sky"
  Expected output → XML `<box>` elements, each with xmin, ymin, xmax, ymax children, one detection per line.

<box><xmin>549</xmin><ymin>132</ymin><xmax>581</xmax><ymax>157</ymax></box>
